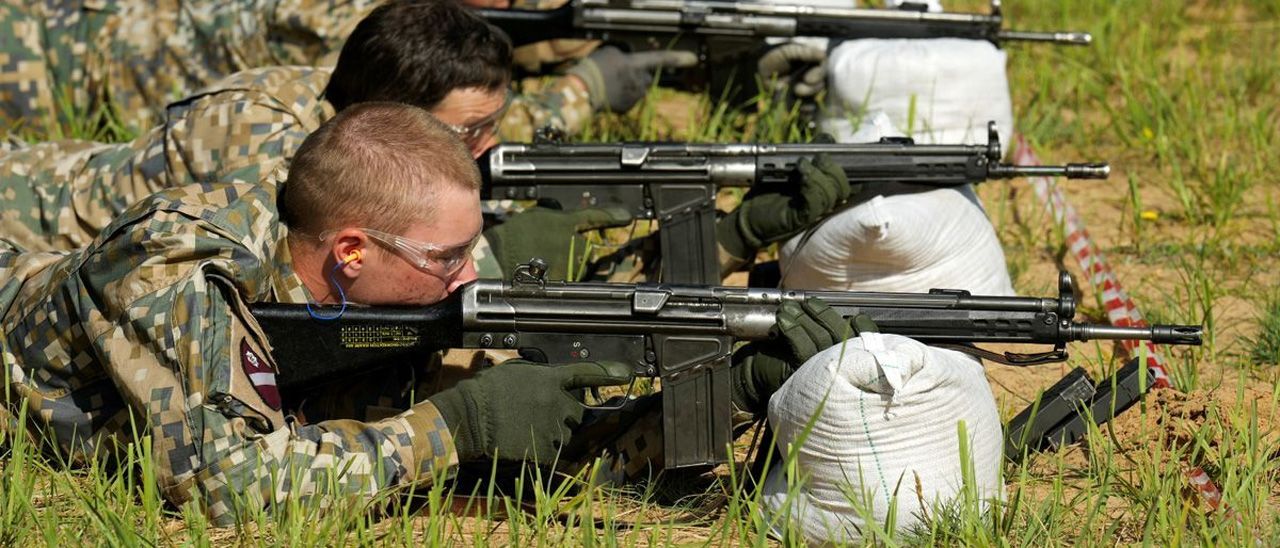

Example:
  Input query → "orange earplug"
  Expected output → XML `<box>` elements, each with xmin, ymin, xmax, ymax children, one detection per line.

<box><xmin>342</xmin><ymin>249</ymin><xmax>363</xmax><ymax>265</ymax></box>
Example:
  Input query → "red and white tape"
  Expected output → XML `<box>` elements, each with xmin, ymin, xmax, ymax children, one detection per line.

<box><xmin>1013</xmin><ymin>135</ymin><xmax>1228</xmax><ymax>514</ymax></box>
<box><xmin>1013</xmin><ymin>136</ymin><xmax>1172</xmax><ymax>388</ymax></box>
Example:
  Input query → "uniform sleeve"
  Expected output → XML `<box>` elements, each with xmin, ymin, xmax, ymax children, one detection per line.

<box><xmin>156</xmin><ymin>80</ymin><xmax>323</xmax><ymax>190</ymax></box>
<box><xmin>0</xmin><ymin>2</ymin><xmax>56</xmax><ymax>128</ymax></box>
<box><xmin>264</xmin><ymin>0</ymin><xmax>383</xmax><ymax>67</ymax></box>
<box><xmin>500</xmin><ymin>76</ymin><xmax>595</xmax><ymax>142</ymax></box>
<box><xmin>0</xmin><ymin>140</ymin><xmax>132</xmax><ymax>252</ymax></box>
<box><xmin>0</xmin><ymin>75</ymin><xmax>320</xmax><ymax>254</ymax></box>
<box><xmin>78</xmin><ymin>212</ymin><xmax>457</xmax><ymax>525</ymax></box>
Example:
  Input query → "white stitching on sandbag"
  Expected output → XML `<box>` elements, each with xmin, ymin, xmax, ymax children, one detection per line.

<box><xmin>856</xmin><ymin>396</ymin><xmax>891</xmax><ymax>509</ymax></box>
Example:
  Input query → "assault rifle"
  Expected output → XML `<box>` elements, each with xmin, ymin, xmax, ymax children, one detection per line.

<box><xmin>251</xmin><ymin>260</ymin><xmax>1202</xmax><ymax>469</ymax></box>
<box><xmin>479</xmin><ymin>123</ymin><xmax>1110</xmax><ymax>283</ymax></box>
<box><xmin>478</xmin><ymin>0</ymin><xmax>1090</xmax><ymax>93</ymax></box>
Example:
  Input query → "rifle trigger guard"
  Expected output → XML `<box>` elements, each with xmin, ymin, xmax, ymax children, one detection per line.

<box><xmin>933</xmin><ymin>343</ymin><xmax>1069</xmax><ymax>366</ymax></box>
<box><xmin>585</xmin><ymin>377</ymin><xmax>639</xmax><ymax>411</ymax></box>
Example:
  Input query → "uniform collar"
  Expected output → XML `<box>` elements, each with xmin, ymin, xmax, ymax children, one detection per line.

<box><xmin>270</xmin><ymin>235</ymin><xmax>313</xmax><ymax>305</ymax></box>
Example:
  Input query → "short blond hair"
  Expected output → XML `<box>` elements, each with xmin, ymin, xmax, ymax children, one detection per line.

<box><xmin>282</xmin><ymin>102</ymin><xmax>479</xmax><ymax>236</ymax></box>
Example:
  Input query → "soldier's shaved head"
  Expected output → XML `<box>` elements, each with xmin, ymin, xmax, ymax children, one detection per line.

<box><xmin>324</xmin><ymin>0</ymin><xmax>513</xmax><ymax>112</ymax></box>
<box><xmin>282</xmin><ymin>102</ymin><xmax>479</xmax><ymax>236</ymax></box>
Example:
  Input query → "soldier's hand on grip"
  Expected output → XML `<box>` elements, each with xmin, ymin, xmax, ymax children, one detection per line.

<box><xmin>427</xmin><ymin>359</ymin><xmax>634</xmax><ymax>465</ymax></box>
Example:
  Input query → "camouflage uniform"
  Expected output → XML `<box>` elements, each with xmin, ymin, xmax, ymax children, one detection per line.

<box><xmin>0</xmin><ymin>65</ymin><xmax>332</xmax><ymax>252</ymax></box>
<box><xmin>501</xmin><ymin>74</ymin><xmax>593</xmax><ymax>143</ymax></box>
<box><xmin>1</xmin><ymin>0</ymin><xmax>592</xmax><ymax>139</ymax></box>
<box><xmin>0</xmin><ymin>179</ymin><xmax>457</xmax><ymax>525</ymax></box>
<box><xmin>0</xmin><ymin>0</ymin><xmax>378</xmax><ymax>133</ymax></box>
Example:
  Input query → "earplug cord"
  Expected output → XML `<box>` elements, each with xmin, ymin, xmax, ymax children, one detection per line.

<box><xmin>306</xmin><ymin>251</ymin><xmax>359</xmax><ymax>321</ymax></box>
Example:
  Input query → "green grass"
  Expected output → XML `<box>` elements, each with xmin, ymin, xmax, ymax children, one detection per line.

<box><xmin>1245</xmin><ymin>290</ymin><xmax>1280</xmax><ymax>368</ymax></box>
<box><xmin>5</xmin><ymin>0</ymin><xmax>1280</xmax><ymax>544</ymax></box>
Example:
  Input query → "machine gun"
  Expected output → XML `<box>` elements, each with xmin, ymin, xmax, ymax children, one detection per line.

<box><xmin>250</xmin><ymin>260</ymin><xmax>1201</xmax><ymax>469</ymax></box>
<box><xmin>479</xmin><ymin>123</ymin><xmax>1110</xmax><ymax>284</ymax></box>
<box><xmin>478</xmin><ymin>0</ymin><xmax>1091</xmax><ymax>94</ymax></box>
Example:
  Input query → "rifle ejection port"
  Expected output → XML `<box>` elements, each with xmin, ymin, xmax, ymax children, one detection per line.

<box><xmin>633</xmin><ymin>290</ymin><xmax>670</xmax><ymax>314</ymax></box>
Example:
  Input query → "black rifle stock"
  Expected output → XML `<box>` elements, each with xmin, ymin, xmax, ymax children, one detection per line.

<box><xmin>479</xmin><ymin>123</ymin><xmax>1109</xmax><ymax>284</ymax></box>
<box><xmin>477</xmin><ymin>0</ymin><xmax>1090</xmax><ymax>93</ymax></box>
<box><xmin>250</xmin><ymin>263</ymin><xmax>1201</xmax><ymax>469</ymax></box>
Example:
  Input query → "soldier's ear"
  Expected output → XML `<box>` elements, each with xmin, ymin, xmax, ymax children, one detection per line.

<box><xmin>330</xmin><ymin>229</ymin><xmax>368</xmax><ymax>278</ymax></box>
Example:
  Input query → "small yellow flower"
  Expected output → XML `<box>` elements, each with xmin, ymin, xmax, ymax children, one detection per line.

<box><xmin>1142</xmin><ymin>127</ymin><xmax>1155</xmax><ymax>140</ymax></box>
<box><xmin>1140</xmin><ymin>210</ymin><xmax>1159</xmax><ymax>221</ymax></box>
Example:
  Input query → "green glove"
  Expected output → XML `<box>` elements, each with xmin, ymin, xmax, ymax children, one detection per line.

<box><xmin>730</xmin><ymin>298</ymin><xmax>879</xmax><ymax>415</ymax></box>
<box><xmin>757</xmin><ymin>42</ymin><xmax>827</xmax><ymax>100</ymax></box>
<box><xmin>717</xmin><ymin>154</ymin><xmax>856</xmax><ymax>264</ymax></box>
<box><xmin>567</xmin><ymin>46</ymin><xmax>699</xmax><ymax>113</ymax></box>
<box><xmin>484</xmin><ymin>206</ymin><xmax>633</xmax><ymax>280</ymax></box>
<box><xmin>428</xmin><ymin>359</ymin><xmax>634</xmax><ymax>465</ymax></box>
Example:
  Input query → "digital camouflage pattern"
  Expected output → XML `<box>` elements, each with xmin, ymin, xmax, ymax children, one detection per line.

<box><xmin>1</xmin><ymin>0</ymin><xmax>593</xmax><ymax>139</ymax></box>
<box><xmin>0</xmin><ymin>0</ymin><xmax>378</xmax><ymax>133</ymax></box>
<box><xmin>0</xmin><ymin>61</ymin><xmax>587</xmax><ymax>258</ymax></box>
<box><xmin>502</xmin><ymin>74</ymin><xmax>593</xmax><ymax>143</ymax></box>
<box><xmin>0</xmin><ymin>65</ymin><xmax>332</xmax><ymax>252</ymax></box>
<box><xmin>0</xmin><ymin>179</ymin><xmax>458</xmax><ymax>525</ymax></box>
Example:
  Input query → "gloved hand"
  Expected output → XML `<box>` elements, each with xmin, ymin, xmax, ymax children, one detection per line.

<box><xmin>757</xmin><ymin>42</ymin><xmax>827</xmax><ymax>101</ymax></box>
<box><xmin>484</xmin><ymin>205</ymin><xmax>633</xmax><ymax>280</ymax></box>
<box><xmin>731</xmin><ymin>297</ymin><xmax>879</xmax><ymax>415</ymax></box>
<box><xmin>428</xmin><ymin>359</ymin><xmax>634</xmax><ymax>464</ymax></box>
<box><xmin>716</xmin><ymin>153</ymin><xmax>857</xmax><ymax>266</ymax></box>
<box><xmin>567</xmin><ymin>46</ymin><xmax>699</xmax><ymax>113</ymax></box>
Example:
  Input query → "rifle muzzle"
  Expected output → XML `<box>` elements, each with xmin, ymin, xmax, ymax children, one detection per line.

<box><xmin>996</xmin><ymin>30</ymin><xmax>1093</xmax><ymax>45</ymax></box>
<box><xmin>994</xmin><ymin>163</ymin><xmax>1111</xmax><ymax>180</ymax></box>
<box><xmin>1072</xmin><ymin>324</ymin><xmax>1204</xmax><ymax>346</ymax></box>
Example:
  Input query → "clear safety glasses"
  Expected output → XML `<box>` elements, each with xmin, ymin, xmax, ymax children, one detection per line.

<box><xmin>320</xmin><ymin>228</ymin><xmax>479</xmax><ymax>278</ymax></box>
<box><xmin>442</xmin><ymin>92</ymin><xmax>513</xmax><ymax>150</ymax></box>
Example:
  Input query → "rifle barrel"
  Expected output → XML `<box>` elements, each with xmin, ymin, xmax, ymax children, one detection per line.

<box><xmin>1072</xmin><ymin>324</ymin><xmax>1204</xmax><ymax>345</ymax></box>
<box><xmin>997</xmin><ymin>30</ymin><xmax>1093</xmax><ymax>45</ymax></box>
<box><xmin>995</xmin><ymin>163</ymin><xmax>1111</xmax><ymax>179</ymax></box>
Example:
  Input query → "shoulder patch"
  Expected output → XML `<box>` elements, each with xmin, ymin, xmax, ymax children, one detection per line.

<box><xmin>240</xmin><ymin>338</ymin><xmax>281</xmax><ymax>410</ymax></box>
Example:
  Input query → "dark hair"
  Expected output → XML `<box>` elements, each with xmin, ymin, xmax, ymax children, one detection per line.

<box><xmin>324</xmin><ymin>0</ymin><xmax>513</xmax><ymax>111</ymax></box>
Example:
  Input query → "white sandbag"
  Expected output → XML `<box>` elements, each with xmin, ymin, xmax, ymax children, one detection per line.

<box><xmin>781</xmin><ymin>39</ymin><xmax>1017</xmax><ymax>296</ymax></box>
<box><xmin>777</xmin><ymin>183</ymin><xmax>1016</xmax><ymax>296</ymax></box>
<box><xmin>762</xmin><ymin>333</ymin><xmax>1003</xmax><ymax>545</ymax></box>
<box><xmin>821</xmin><ymin>38</ymin><xmax>1015</xmax><ymax>154</ymax></box>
